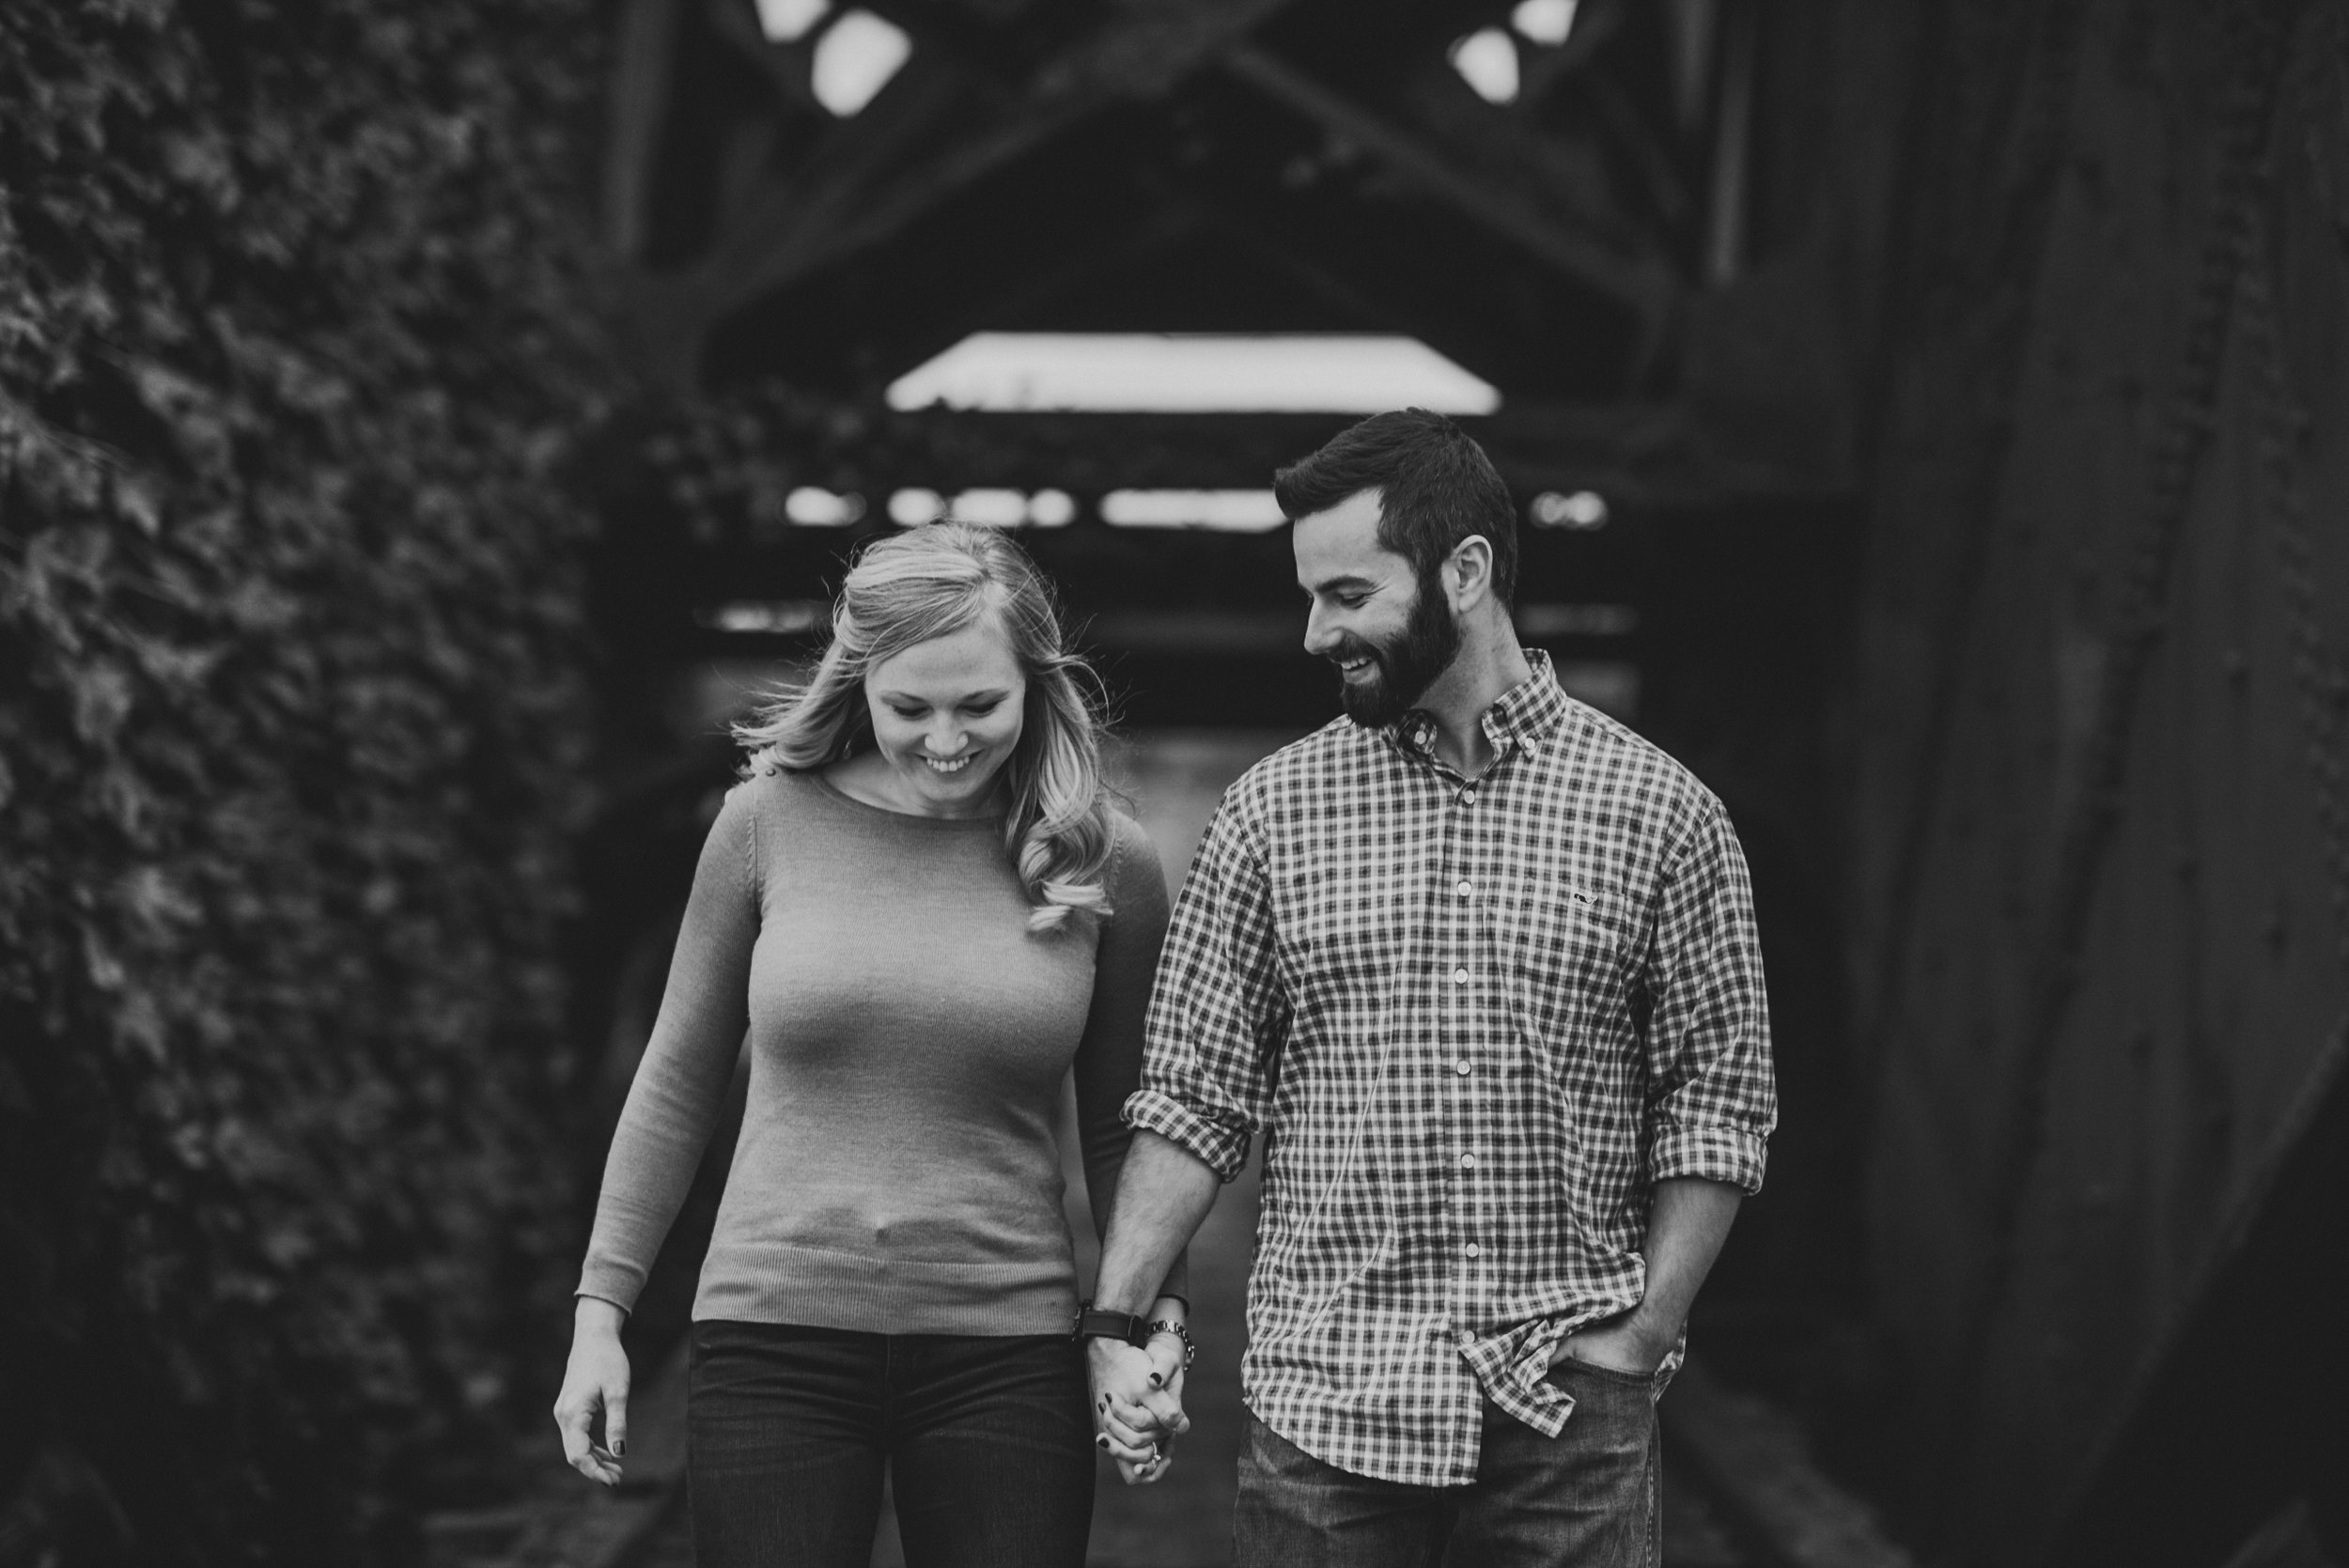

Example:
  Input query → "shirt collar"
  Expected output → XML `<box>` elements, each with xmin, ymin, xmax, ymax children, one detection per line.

<box><xmin>1388</xmin><ymin>649</ymin><xmax>1572</xmax><ymax>765</ymax></box>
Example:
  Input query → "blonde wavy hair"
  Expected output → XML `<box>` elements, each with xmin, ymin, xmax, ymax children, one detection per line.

<box><xmin>735</xmin><ymin>522</ymin><xmax>1116</xmax><ymax>932</ymax></box>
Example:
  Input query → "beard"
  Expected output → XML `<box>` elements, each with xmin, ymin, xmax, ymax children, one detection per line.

<box><xmin>1328</xmin><ymin>570</ymin><xmax>1464</xmax><ymax>729</ymax></box>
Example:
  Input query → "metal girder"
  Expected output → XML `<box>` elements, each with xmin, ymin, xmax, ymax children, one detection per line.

<box><xmin>614</xmin><ymin>0</ymin><xmax>1699</xmax><ymax>391</ymax></box>
<box><xmin>624</xmin><ymin>0</ymin><xmax>1307</xmax><ymax>388</ymax></box>
<box><xmin>1218</xmin><ymin>44</ymin><xmax>1680</xmax><ymax>327</ymax></box>
<box><xmin>1398</xmin><ymin>56</ymin><xmax>1656</xmax><ymax>253</ymax></box>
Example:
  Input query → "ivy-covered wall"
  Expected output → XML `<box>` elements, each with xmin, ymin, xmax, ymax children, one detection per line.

<box><xmin>0</xmin><ymin>3</ymin><xmax>612</xmax><ymax>1560</ymax></box>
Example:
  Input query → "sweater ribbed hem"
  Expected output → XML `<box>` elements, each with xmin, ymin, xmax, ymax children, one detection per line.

<box><xmin>689</xmin><ymin>1240</ymin><xmax>1082</xmax><ymax>1337</ymax></box>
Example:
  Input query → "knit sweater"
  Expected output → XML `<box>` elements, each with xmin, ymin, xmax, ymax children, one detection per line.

<box><xmin>578</xmin><ymin>767</ymin><xmax>1174</xmax><ymax>1334</ymax></box>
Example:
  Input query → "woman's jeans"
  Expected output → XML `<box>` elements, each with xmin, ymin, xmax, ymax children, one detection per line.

<box><xmin>687</xmin><ymin>1320</ymin><xmax>1095</xmax><ymax>1568</ymax></box>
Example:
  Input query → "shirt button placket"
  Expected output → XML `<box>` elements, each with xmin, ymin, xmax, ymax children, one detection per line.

<box><xmin>1439</xmin><ymin>790</ymin><xmax>1486</xmax><ymax>1303</ymax></box>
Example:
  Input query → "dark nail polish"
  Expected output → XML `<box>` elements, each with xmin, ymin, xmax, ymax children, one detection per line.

<box><xmin>612</xmin><ymin>1440</ymin><xmax>625</xmax><ymax>1457</ymax></box>
<box><xmin>1095</xmin><ymin>1435</ymin><xmax>1110</xmax><ymax>1450</ymax></box>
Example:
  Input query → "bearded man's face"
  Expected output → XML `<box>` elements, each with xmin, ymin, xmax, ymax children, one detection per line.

<box><xmin>1320</xmin><ymin>566</ymin><xmax>1462</xmax><ymax>728</ymax></box>
<box><xmin>1293</xmin><ymin>488</ymin><xmax>1466</xmax><ymax>729</ymax></box>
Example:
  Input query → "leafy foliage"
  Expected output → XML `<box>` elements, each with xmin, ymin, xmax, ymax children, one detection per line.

<box><xmin>0</xmin><ymin>2</ymin><xmax>613</xmax><ymax>1560</ymax></box>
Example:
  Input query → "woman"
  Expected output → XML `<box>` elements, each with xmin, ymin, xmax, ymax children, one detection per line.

<box><xmin>553</xmin><ymin>523</ymin><xmax>1188</xmax><ymax>1567</ymax></box>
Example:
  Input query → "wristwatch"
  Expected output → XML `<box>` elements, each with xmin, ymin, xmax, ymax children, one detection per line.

<box><xmin>1072</xmin><ymin>1301</ymin><xmax>1152</xmax><ymax>1349</ymax></box>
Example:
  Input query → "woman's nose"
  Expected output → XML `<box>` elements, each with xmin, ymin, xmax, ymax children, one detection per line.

<box><xmin>927</xmin><ymin>722</ymin><xmax>966</xmax><ymax>756</ymax></box>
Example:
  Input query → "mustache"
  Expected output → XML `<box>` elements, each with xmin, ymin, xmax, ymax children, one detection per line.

<box><xmin>1324</xmin><ymin>632</ymin><xmax>1386</xmax><ymax>668</ymax></box>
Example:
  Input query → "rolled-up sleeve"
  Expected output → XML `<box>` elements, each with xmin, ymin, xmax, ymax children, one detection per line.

<box><xmin>1641</xmin><ymin>796</ymin><xmax>1776</xmax><ymax>1193</ymax></box>
<box><xmin>1124</xmin><ymin>793</ymin><xmax>1284</xmax><ymax>1182</ymax></box>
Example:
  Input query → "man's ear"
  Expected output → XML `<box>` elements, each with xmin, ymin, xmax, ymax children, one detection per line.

<box><xmin>1446</xmin><ymin>536</ymin><xmax>1495</xmax><ymax>610</ymax></box>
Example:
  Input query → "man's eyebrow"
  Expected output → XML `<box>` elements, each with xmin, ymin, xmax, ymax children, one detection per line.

<box><xmin>1299</xmin><ymin>572</ymin><xmax>1381</xmax><ymax>595</ymax></box>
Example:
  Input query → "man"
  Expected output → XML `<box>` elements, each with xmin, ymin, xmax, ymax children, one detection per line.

<box><xmin>1081</xmin><ymin>410</ymin><xmax>1777</xmax><ymax>1566</ymax></box>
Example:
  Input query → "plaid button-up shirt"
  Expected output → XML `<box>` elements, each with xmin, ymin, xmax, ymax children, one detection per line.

<box><xmin>1126</xmin><ymin>652</ymin><xmax>1775</xmax><ymax>1486</ymax></box>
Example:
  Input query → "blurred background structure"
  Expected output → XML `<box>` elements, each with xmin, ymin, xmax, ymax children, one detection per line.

<box><xmin>4</xmin><ymin>0</ymin><xmax>2348</xmax><ymax>1565</ymax></box>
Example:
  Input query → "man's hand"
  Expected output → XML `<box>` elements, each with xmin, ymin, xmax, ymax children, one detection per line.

<box><xmin>1086</xmin><ymin>1337</ymin><xmax>1190</xmax><ymax>1484</ymax></box>
<box><xmin>1553</xmin><ymin>1178</ymin><xmax>1747</xmax><ymax>1378</ymax></box>
<box><xmin>1552</xmin><ymin>1310</ymin><xmax>1675</xmax><ymax>1377</ymax></box>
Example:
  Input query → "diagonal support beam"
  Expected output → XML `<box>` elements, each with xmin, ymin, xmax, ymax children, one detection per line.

<box><xmin>1220</xmin><ymin>43</ymin><xmax>1680</xmax><ymax>327</ymax></box>
<box><xmin>1400</xmin><ymin>58</ymin><xmax>1663</xmax><ymax>248</ymax></box>
<box><xmin>630</xmin><ymin>0</ymin><xmax>1306</xmax><ymax>389</ymax></box>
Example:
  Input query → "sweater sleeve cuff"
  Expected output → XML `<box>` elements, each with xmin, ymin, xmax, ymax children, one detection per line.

<box><xmin>574</xmin><ymin>1260</ymin><xmax>647</xmax><ymax>1315</ymax></box>
<box><xmin>1649</xmin><ymin>1121</ymin><xmax>1768</xmax><ymax>1195</ymax></box>
<box><xmin>1124</xmin><ymin>1088</ymin><xmax>1252</xmax><ymax>1183</ymax></box>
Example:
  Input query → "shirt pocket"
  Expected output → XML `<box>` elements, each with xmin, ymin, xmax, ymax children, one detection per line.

<box><xmin>1494</xmin><ymin>877</ymin><xmax>1637</xmax><ymax>1057</ymax></box>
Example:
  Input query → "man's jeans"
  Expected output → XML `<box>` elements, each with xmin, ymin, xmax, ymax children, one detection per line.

<box><xmin>1234</xmin><ymin>1358</ymin><xmax>1663</xmax><ymax>1568</ymax></box>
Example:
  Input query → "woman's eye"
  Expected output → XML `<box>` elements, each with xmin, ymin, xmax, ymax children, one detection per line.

<box><xmin>961</xmin><ymin>699</ymin><xmax>1002</xmax><ymax>716</ymax></box>
<box><xmin>888</xmin><ymin>706</ymin><xmax>926</xmax><ymax>721</ymax></box>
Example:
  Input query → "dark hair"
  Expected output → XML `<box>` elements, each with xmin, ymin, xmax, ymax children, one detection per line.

<box><xmin>1272</xmin><ymin>408</ymin><xmax>1518</xmax><ymax>606</ymax></box>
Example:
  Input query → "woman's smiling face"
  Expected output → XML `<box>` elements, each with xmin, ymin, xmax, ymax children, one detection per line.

<box><xmin>860</xmin><ymin>619</ymin><xmax>1028</xmax><ymax>817</ymax></box>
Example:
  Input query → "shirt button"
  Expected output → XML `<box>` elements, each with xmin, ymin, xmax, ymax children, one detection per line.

<box><xmin>1465</xmin><ymin>1242</ymin><xmax>1483</xmax><ymax>1259</ymax></box>
<box><xmin>1454</xmin><ymin>1058</ymin><xmax>1472</xmax><ymax>1076</ymax></box>
<box><xmin>1460</xmin><ymin>789</ymin><xmax>1479</xmax><ymax>805</ymax></box>
<box><xmin>1455</xmin><ymin>879</ymin><xmax>1473</xmax><ymax>898</ymax></box>
<box><xmin>1459</xmin><ymin>1153</ymin><xmax>1476</xmax><ymax>1170</ymax></box>
<box><xmin>1451</xmin><ymin>967</ymin><xmax>1470</xmax><ymax>985</ymax></box>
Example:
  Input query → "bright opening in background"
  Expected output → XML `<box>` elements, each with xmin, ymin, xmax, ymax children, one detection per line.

<box><xmin>785</xmin><ymin>487</ymin><xmax>864</xmax><ymax>525</ymax></box>
<box><xmin>811</xmin><ymin>10</ymin><xmax>910</xmax><ymax>116</ymax></box>
<box><xmin>1511</xmin><ymin>0</ymin><xmax>1579</xmax><ymax>46</ymax></box>
<box><xmin>886</xmin><ymin>334</ymin><xmax>1501</xmax><ymax>415</ymax></box>
<box><xmin>754</xmin><ymin>0</ymin><xmax>830</xmax><ymax>42</ymax></box>
<box><xmin>1531</xmin><ymin>490</ymin><xmax>1610</xmax><ymax>530</ymax></box>
<box><xmin>889</xmin><ymin>488</ymin><xmax>945</xmax><ymax>525</ymax></box>
<box><xmin>1450</xmin><ymin>28</ymin><xmax>1520</xmax><ymax>103</ymax></box>
<box><xmin>1100</xmin><ymin>490</ymin><xmax>1287</xmax><ymax>533</ymax></box>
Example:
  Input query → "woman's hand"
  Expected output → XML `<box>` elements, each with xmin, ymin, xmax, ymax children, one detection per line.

<box><xmin>1086</xmin><ymin>1334</ymin><xmax>1190</xmax><ymax>1485</ymax></box>
<box><xmin>552</xmin><ymin>1297</ymin><xmax>632</xmax><ymax>1486</ymax></box>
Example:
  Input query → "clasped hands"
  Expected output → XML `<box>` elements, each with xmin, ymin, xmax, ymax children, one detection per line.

<box><xmin>1085</xmin><ymin>1334</ymin><xmax>1191</xmax><ymax>1485</ymax></box>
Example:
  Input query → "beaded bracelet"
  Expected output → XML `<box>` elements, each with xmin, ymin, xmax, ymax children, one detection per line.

<box><xmin>1146</xmin><ymin>1319</ymin><xmax>1196</xmax><ymax>1369</ymax></box>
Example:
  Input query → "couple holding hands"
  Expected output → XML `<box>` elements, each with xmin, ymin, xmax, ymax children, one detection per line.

<box><xmin>552</xmin><ymin>411</ymin><xmax>1777</xmax><ymax>1568</ymax></box>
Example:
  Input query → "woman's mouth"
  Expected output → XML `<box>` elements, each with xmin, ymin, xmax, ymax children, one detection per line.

<box><xmin>921</xmin><ymin>753</ymin><xmax>974</xmax><ymax>774</ymax></box>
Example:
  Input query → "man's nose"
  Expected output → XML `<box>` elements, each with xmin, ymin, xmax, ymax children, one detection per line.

<box><xmin>1302</xmin><ymin>601</ymin><xmax>1338</xmax><ymax>657</ymax></box>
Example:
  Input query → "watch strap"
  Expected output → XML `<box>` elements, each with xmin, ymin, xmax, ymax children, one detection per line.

<box><xmin>1072</xmin><ymin>1304</ymin><xmax>1151</xmax><ymax>1348</ymax></box>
